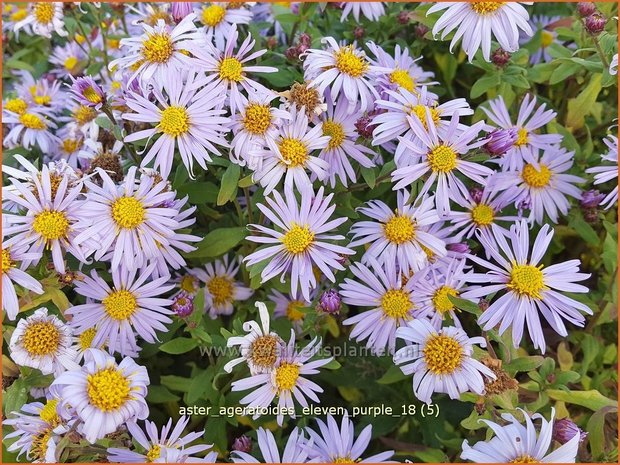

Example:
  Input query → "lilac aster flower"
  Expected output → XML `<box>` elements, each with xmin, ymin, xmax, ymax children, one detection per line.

<box><xmin>305</xmin><ymin>414</ymin><xmax>394</xmax><ymax>463</ymax></box>
<box><xmin>461</xmin><ymin>220</ymin><xmax>592</xmax><ymax>352</ymax></box>
<box><xmin>13</xmin><ymin>2</ymin><xmax>68</xmax><ymax>39</ymax></box>
<box><xmin>67</xmin><ymin>263</ymin><xmax>174</xmax><ymax>357</ymax></box>
<box><xmin>244</xmin><ymin>184</ymin><xmax>354</xmax><ymax>301</ymax></box>
<box><xmin>252</xmin><ymin>107</ymin><xmax>330</xmax><ymax>194</ymax></box>
<box><xmin>484</xmin><ymin>128</ymin><xmax>518</xmax><ymax>156</ymax></box>
<box><xmin>190</xmin><ymin>25</ymin><xmax>277</xmax><ymax>114</ymax></box>
<box><xmin>521</xmin><ymin>15</ymin><xmax>564</xmax><ymax>64</ymax></box>
<box><xmin>349</xmin><ymin>190</ymin><xmax>446</xmax><ymax>275</ymax></box>
<box><xmin>394</xmin><ymin>319</ymin><xmax>496</xmax><ymax>403</ymax></box>
<box><xmin>3</xmin><ymin>107</ymin><xmax>60</xmax><ymax>152</ymax></box>
<box><xmin>108</xmin><ymin>416</ymin><xmax>211</xmax><ymax>463</ymax></box>
<box><xmin>231</xmin><ymin>331</ymin><xmax>333</xmax><ymax>426</ymax></box>
<box><xmin>231</xmin><ymin>427</ymin><xmax>311</xmax><ymax>463</ymax></box>
<box><xmin>68</xmin><ymin>75</ymin><xmax>106</xmax><ymax>110</ymax></box>
<box><xmin>482</xmin><ymin>94</ymin><xmax>562</xmax><ymax>171</ymax></box>
<box><xmin>49</xmin><ymin>41</ymin><xmax>85</xmax><ymax>79</ymax></box>
<box><xmin>339</xmin><ymin>2</ymin><xmax>386</xmax><ymax>22</ymax></box>
<box><xmin>392</xmin><ymin>111</ymin><xmax>493</xmax><ymax>215</ymax></box>
<box><xmin>587</xmin><ymin>135</ymin><xmax>618</xmax><ymax>210</ymax></box>
<box><xmin>488</xmin><ymin>146</ymin><xmax>584</xmax><ymax>224</ymax></box>
<box><xmin>270</xmin><ymin>290</ymin><xmax>311</xmax><ymax>332</ymax></box>
<box><xmin>196</xmin><ymin>2</ymin><xmax>252</xmax><ymax>50</ymax></box>
<box><xmin>50</xmin><ymin>349</ymin><xmax>149</xmax><ymax>444</ymax></box>
<box><xmin>427</xmin><ymin>2</ymin><xmax>533</xmax><ymax>62</ymax></box>
<box><xmin>2</xmin><ymin>236</ymin><xmax>43</xmax><ymax>320</ymax></box>
<box><xmin>122</xmin><ymin>71</ymin><xmax>230</xmax><ymax>179</ymax></box>
<box><xmin>461</xmin><ymin>408</ymin><xmax>579</xmax><ymax>463</ymax></box>
<box><xmin>341</xmin><ymin>258</ymin><xmax>425</xmax><ymax>354</ymax></box>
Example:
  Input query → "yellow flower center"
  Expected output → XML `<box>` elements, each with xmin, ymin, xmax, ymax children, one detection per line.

<box><xmin>323</xmin><ymin>120</ymin><xmax>346</xmax><ymax>150</ymax></box>
<box><xmin>507</xmin><ymin>264</ymin><xmax>545</xmax><ymax>299</ymax></box>
<box><xmin>146</xmin><ymin>10</ymin><xmax>171</xmax><ymax>26</ymax></box>
<box><xmin>335</xmin><ymin>46</ymin><xmax>368</xmax><ymax>77</ymax></box>
<box><xmin>108</xmin><ymin>38</ymin><xmax>120</xmax><ymax>49</ymax></box>
<box><xmin>111</xmin><ymin>196</ymin><xmax>146</xmax><ymax>229</ymax></box>
<box><xmin>75</xmin><ymin>33</ymin><xmax>86</xmax><ymax>45</ymax></box>
<box><xmin>2</xmin><ymin>249</ymin><xmax>14</xmax><ymax>274</ymax></box>
<box><xmin>381</xmin><ymin>289</ymin><xmax>412</xmax><ymax>319</ymax></box>
<box><xmin>207</xmin><ymin>276</ymin><xmax>234</xmax><ymax>306</ymax></box>
<box><xmin>275</xmin><ymin>362</ymin><xmax>300</xmax><ymax>392</ymax></box>
<box><xmin>141</xmin><ymin>33</ymin><xmax>174</xmax><ymax>64</ymax></box>
<box><xmin>33</xmin><ymin>2</ymin><xmax>54</xmax><ymax>24</ymax></box>
<box><xmin>10</xmin><ymin>9</ymin><xmax>28</xmax><ymax>22</ymax></box>
<box><xmin>390</xmin><ymin>69</ymin><xmax>415</xmax><ymax>92</ymax></box>
<box><xmin>423</xmin><ymin>334</ymin><xmax>463</xmax><ymax>374</ymax></box>
<box><xmin>87</xmin><ymin>367</ymin><xmax>131</xmax><ymax>412</ymax></box>
<box><xmin>522</xmin><ymin>163</ymin><xmax>552</xmax><ymax>188</ymax></box>
<box><xmin>279</xmin><ymin>138</ymin><xmax>308</xmax><ymax>167</ymax></box>
<box><xmin>33</xmin><ymin>94</ymin><xmax>52</xmax><ymax>106</ymax></box>
<box><xmin>33</xmin><ymin>210</ymin><xmax>69</xmax><ymax>242</ymax></box>
<box><xmin>514</xmin><ymin>127</ymin><xmax>529</xmax><ymax>147</ymax></box>
<box><xmin>159</xmin><ymin>106</ymin><xmax>190</xmax><ymax>137</ymax></box>
<box><xmin>83</xmin><ymin>86</ymin><xmax>103</xmax><ymax>104</ymax></box>
<box><xmin>146</xmin><ymin>445</ymin><xmax>162</xmax><ymax>462</ymax></box>
<box><xmin>22</xmin><ymin>321</ymin><xmax>61</xmax><ymax>356</ymax></box>
<box><xmin>384</xmin><ymin>215</ymin><xmax>416</xmax><ymax>244</ymax></box>
<box><xmin>511</xmin><ymin>456</ymin><xmax>539</xmax><ymax>463</ymax></box>
<box><xmin>427</xmin><ymin>145</ymin><xmax>458</xmax><ymax>173</ymax></box>
<box><xmin>286</xmin><ymin>301</ymin><xmax>306</xmax><ymax>321</ymax></box>
<box><xmin>288</xmin><ymin>82</ymin><xmax>323</xmax><ymax>115</ymax></box>
<box><xmin>201</xmin><ymin>4</ymin><xmax>226</xmax><ymax>27</ymax></box>
<box><xmin>333</xmin><ymin>457</ymin><xmax>357</xmax><ymax>464</ymax></box>
<box><xmin>79</xmin><ymin>328</ymin><xmax>97</xmax><ymax>350</ymax></box>
<box><xmin>243</xmin><ymin>103</ymin><xmax>272</xmax><ymax>135</ymax></box>
<box><xmin>421</xmin><ymin>244</ymin><xmax>436</xmax><ymax>262</ymax></box>
<box><xmin>103</xmin><ymin>289</ymin><xmax>138</xmax><ymax>321</ymax></box>
<box><xmin>541</xmin><ymin>30</ymin><xmax>554</xmax><ymax>48</ymax></box>
<box><xmin>409</xmin><ymin>104</ymin><xmax>441</xmax><ymax>129</ymax></box>
<box><xmin>219</xmin><ymin>57</ymin><xmax>244</xmax><ymax>82</ymax></box>
<box><xmin>432</xmin><ymin>286</ymin><xmax>459</xmax><ymax>314</ymax></box>
<box><xmin>64</xmin><ymin>56</ymin><xmax>79</xmax><ymax>72</ymax></box>
<box><xmin>73</xmin><ymin>105</ymin><xmax>97</xmax><ymax>125</ymax></box>
<box><xmin>471</xmin><ymin>2</ymin><xmax>504</xmax><ymax>15</ymax></box>
<box><xmin>281</xmin><ymin>224</ymin><xmax>314</xmax><ymax>254</ymax></box>
<box><xmin>471</xmin><ymin>204</ymin><xmax>495</xmax><ymax>227</ymax></box>
<box><xmin>31</xmin><ymin>429</ymin><xmax>53</xmax><ymax>462</ymax></box>
<box><xmin>62</xmin><ymin>138</ymin><xmax>81</xmax><ymax>154</ymax></box>
<box><xmin>180</xmin><ymin>275</ymin><xmax>198</xmax><ymax>293</ymax></box>
<box><xmin>19</xmin><ymin>113</ymin><xmax>46</xmax><ymax>129</ymax></box>
<box><xmin>5</xmin><ymin>98</ymin><xmax>28</xmax><ymax>114</ymax></box>
<box><xmin>39</xmin><ymin>399</ymin><xmax>60</xmax><ymax>426</ymax></box>
<box><xmin>249</xmin><ymin>335</ymin><xmax>279</xmax><ymax>369</ymax></box>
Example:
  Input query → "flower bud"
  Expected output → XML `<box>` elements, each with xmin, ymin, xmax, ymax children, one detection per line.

<box><xmin>298</xmin><ymin>33</ymin><xmax>311</xmax><ymax>47</ymax></box>
<box><xmin>171</xmin><ymin>2</ymin><xmax>193</xmax><ymax>23</ymax></box>
<box><xmin>577</xmin><ymin>2</ymin><xmax>597</xmax><ymax>18</ymax></box>
<box><xmin>485</xmin><ymin>128</ymin><xmax>518</xmax><ymax>156</ymax></box>
<box><xmin>414</xmin><ymin>24</ymin><xmax>429</xmax><ymax>38</ymax></box>
<box><xmin>478</xmin><ymin>298</ymin><xmax>489</xmax><ymax>312</ymax></box>
<box><xmin>318</xmin><ymin>289</ymin><xmax>341</xmax><ymax>314</ymax></box>
<box><xmin>491</xmin><ymin>47</ymin><xmax>511</xmax><ymax>68</ymax></box>
<box><xmin>553</xmin><ymin>418</ymin><xmax>588</xmax><ymax>445</ymax></box>
<box><xmin>232</xmin><ymin>435</ymin><xmax>252</xmax><ymax>453</ymax></box>
<box><xmin>469</xmin><ymin>187</ymin><xmax>484</xmax><ymax>204</ymax></box>
<box><xmin>581</xmin><ymin>189</ymin><xmax>605</xmax><ymax>209</ymax></box>
<box><xmin>354</xmin><ymin>26</ymin><xmax>365</xmax><ymax>40</ymax></box>
<box><xmin>397</xmin><ymin>11</ymin><xmax>411</xmax><ymax>25</ymax></box>
<box><xmin>285</xmin><ymin>46</ymin><xmax>301</xmax><ymax>61</ymax></box>
<box><xmin>447</xmin><ymin>242</ymin><xmax>471</xmax><ymax>255</ymax></box>
<box><xmin>585</xmin><ymin>13</ymin><xmax>606</xmax><ymax>35</ymax></box>
<box><xmin>355</xmin><ymin>114</ymin><xmax>376</xmax><ymax>139</ymax></box>
<box><xmin>266</xmin><ymin>36</ymin><xmax>278</xmax><ymax>50</ymax></box>
<box><xmin>172</xmin><ymin>291</ymin><xmax>194</xmax><ymax>318</ymax></box>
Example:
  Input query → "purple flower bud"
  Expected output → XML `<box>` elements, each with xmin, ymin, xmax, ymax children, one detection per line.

<box><xmin>553</xmin><ymin>418</ymin><xmax>588</xmax><ymax>445</ymax></box>
<box><xmin>291</xmin><ymin>3</ymin><xmax>300</xmax><ymax>14</ymax></box>
<box><xmin>354</xmin><ymin>26</ymin><xmax>365</xmax><ymax>40</ymax></box>
<box><xmin>491</xmin><ymin>47</ymin><xmax>512</xmax><ymax>68</ymax></box>
<box><xmin>171</xmin><ymin>2</ymin><xmax>193</xmax><ymax>23</ymax></box>
<box><xmin>397</xmin><ymin>11</ymin><xmax>411</xmax><ymax>25</ymax></box>
<box><xmin>69</xmin><ymin>76</ymin><xmax>106</xmax><ymax>110</ymax></box>
<box><xmin>355</xmin><ymin>114</ymin><xmax>377</xmax><ymax>139</ymax></box>
<box><xmin>414</xmin><ymin>24</ymin><xmax>429</xmax><ymax>38</ymax></box>
<box><xmin>447</xmin><ymin>242</ymin><xmax>471</xmax><ymax>255</ymax></box>
<box><xmin>577</xmin><ymin>2</ymin><xmax>597</xmax><ymax>18</ymax></box>
<box><xmin>485</xmin><ymin>128</ymin><xmax>518</xmax><ymax>156</ymax></box>
<box><xmin>580</xmin><ymin>189</ymin><xmax>605</xmax><ymax>209</ymax></box>
<box><xmin>478</xmin><ymin>298</ymin><xmax>489</xmax><ymax>312</ymax></box>
<box><xmin>298</xmin><ymin>33</ymin><xmax>312</xmax><ymax>47</ymax></box>
<box><xmin>172</xmin><ymin>291</ymin><xmax>194</xmax><ymax>318</ymax></box>
<box><xmin>266</xmin><ymin>36</ymin><xmax>278</xmax><ymax>50</ymax></box>
<box><xmin>469</xmin><ymin>187</ymin><xmax>484</xmax><ymax>204</ymax></box>
<box><xmin>585</xmin><ymin>13</ymin><xmax>606</xmax><ymax>35</ymax></box>
<box><xmin>318</xmin><ymin>289</ymin><xmax>341</xmax><ymax>314</ymax></box>
<box><xmin>232</xmin><ymin>435</ymin><xmax>252</xmax><ymax>453</ymax></box>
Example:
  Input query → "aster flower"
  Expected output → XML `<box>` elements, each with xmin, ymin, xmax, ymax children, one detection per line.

<box><xmin>341</xmin><ymin>258</ymin><xmax>426</xmax><ymax>354</ymax></box>
<box><xmin>305</xmin><ymin>414</ymin><xmax>394</xmax><ymax>463</ymax></box>
<box><xmin>303</xmin><ymin>37</ymin><xmax>386</xmax><ymax>113</ymax></box>
<box><xmin>14</xmin><ymin>69</ymin><xmax>66</xmax><ymax>110</ymax></box>
<box><xmin>315</xmin><ymin>92</ymin><xmax>376</xmax><ymax>188</ymax></box>
<box><xmin>488</xmin><ymin>146</ymin><xmax>584</xmax><ymax>224</ymax></box>
<box><xmin>50</xmin><ymin>349</ymin><xmax>149</xmax><ymax>443</ymax></box>
<box><xmin>427</xmin><ymin>2</ymin><xmax>533</xmax><ymax>62</ymax></box>
<box><xmin>3</xmin><ymin>107</ymin><xmax>60</xmax><ymax>152</ymax></box>
<box><xmin>2</xmin><ymin>3</ymin><xmax>29</xmax><ymax>32</ymax></box>
<box><xmin>194</xmin><ymin>255</ymin><xmax>253</xmax><ymax>319</ymax></box>
<box><xmin>232</xmin><ymin>330</ymin><xmax>332</xmax><ymax>426</ymax></box>
<box><xmin>49</xmin><ymin>41</ymin><xmax>85</xmax><ymax>79</ymax></box>
<box><xmin>67</xmin><ymin>263</ymin><xmax>174</xmax><ymax>357</ymax></box>
<box><xmin>109</xmin><ymin>14</ymin><xmax>202</xmax><ymax>84</ymax></box>
<box><xmin>122</xmin><ymin>71</ymin><xmax>230</xmax><ymax>179</ymax></box>
<box><xmin>279</xmin><ymin>81</ymin><xmax>327</xmax><ymax>121</ymax></box>
<box><xmin>340</xmin><ymin>2</ymin><xmax>386</xmax><ymax>23</ymax></box>
<box><xmin>252</xmin><ymin>107</ymin><xmax>330</xmax><ymax>194</ymax></box>
<box><xmin>482</xmin><ymin>94</ymin><xmax>562</xmax><ymax>171</ymax></box>
<box><xmin>224</xmin><ymin>301</ymin><xmax>285</xmax><ymax>375</ymax></box>
<box><xmin>60</xmin><ymin>99</ymin><xmax>101</xmax><ymax>139</ymax></box>
<box><xmin>521</xmin><ymin>15</ymin><xmax>564</xmax><ymax>64</ymax></box>
<box><xmin>244</xmin><ymin>184</ymin><xmax>354</xmax><ymax>301</ymax></box>
<box><xmin>2</xmin><ymin>165</ymin><xmax>92</xmax><ymax>274</ymax></box>
<box><xmin>108</xmin><ymin>416</ymin><xmax>211</xmax><ymax>463</ymax></box>
<box><xmin>587</xmin><ymin>135</ymin><xmax>618</xmax><ymax>210</ymax></box>
<box><xmin>9</xmin><ymin>307</ymin><xmax>79</xmax><ymax>376</ymax></box>
<box><xmin>13</xmin><ymin>2</ymin><xmax>68</xmax><ymax>38</ymax></box>
<box><xmin>461</xmin><ymin>220</ymin><xmax>592</xmax><ymax>352</ymax></box>
<box><xmin>349</xmin><ymin>190</ymin><xmax>446</xmax><ymax>275</ymax></box>
<box><xmin>52</xmin><ymin>123</ymin><xmax>91</xmax><ymax>169</ymax></box>
<box><xmin>191</xmin><ymin>25</ymin><xmax>277</xmax><ymax>113</ymax></box>
<box><xmin>197</xmin><ymin>2</ymin><xmax>252</xmax><ymax>50</ymax></box>
<box><xmin>270</xmin><ymin>290</ymin><xmax>311</xmax><ymax>333</ymax></box>
<box><xmin>2</xmin><ymin>238</ymin><xmax>43</xmax><ymax>320</ymax></box>
<box><xmin>392</xmin><ymin>112</ymin><xmax>493</xmax><ymax>215</ymax></box>
<box><xmin>68</xmin><ymin>75</ymin><xmax>106</xmax><ymax>110</ymax></box>
<box><xmin>74</xmin><ymin>167</ymin><xmax>182</xmax><ymax>271</ymax></box>
<box><xmin>394</xmin><ymin>319</ymin><xmax>495</xmax><ymax>403</ymax></box>
<box><xmin>461</xmin><ymin>408</ymin><xmax>579</xmax><ymax>463</ymax></box>
<box><xmin>232</xmin><ymin>427</ymin><xmax>311</xmax><ymax>463</ymax></box>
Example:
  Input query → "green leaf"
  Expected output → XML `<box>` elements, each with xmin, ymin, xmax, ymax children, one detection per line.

<box><xmin>587</xmin><ymin>405</ymin><xmax>618</xmax><ymax>459</ymax></box>
<box><xmin>566</xmin><ymin>73</ymin><xmax>603</xmax><ymax>130</ymax></box>
<box><xmin>546</xmin><ymin>389</ymin><xmax>616</xmax><ymax>411</ymax></box>
<box><xmin>448</xmin><ymin>295</ymin><xmax>481</xmax><ymax>315</ymax></box>
<box><xmin>569</xmin><ymin>215</ymin><xmax>601</xmax><ymax>246</ymax></box>
<box><xmin>3</xmin><ymin>378</ymin><xmax>28</xmax><ymax>417</ymax></box>
<box><xmin>147</xmin><ymin>385</ymin><xmax>181</xmax><ymax>403</ymax></box>
<box><xmin>504</xmin><ymin>356</ymin><xmax>545</xmax><ymax>374</ymax></box>
<box><xmin>470</xmin><ymin>74</ymin><xmax>501</xmax><ymax>99</ymax></box>
<box><xmin>217</xmin><ymin>163</ymin><xmax>241</xmax><ymax>206</ymax></box>
<box><xmin>238</xmin><ymin>174</ymin><xmax>255</xmax><ymax>188</ymax></box>
<box><xmin>360</xmin><ymin>166</ymin><xmax>376</xmax><ymax>189</ymax></box>
<box><xmin>159</xmin><ymin>337</ymin><xmax>199</xmax><ymax>355</ymax></box>
<box><xmin>185</xmin><ymin>227</ymin><xmax>247</xmax><ymax>258</ymax></box>
<box><xmin>377</xmin><ymin>365</ymin><xmax>408</xmax><ymax>384</ymax></box>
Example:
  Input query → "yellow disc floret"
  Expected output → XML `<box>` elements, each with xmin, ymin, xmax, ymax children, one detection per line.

<box><xmin>21</xmin><ymin>321</ymin><xmax>61</xmax><ymax>356</ymax></box>
<box><xmin>103</xmin><ymin>289</ymin><xmax>138</xmax><ymax>320</ymax></box>
<box><xmin>201</xmin><ymin>4</ymin><xmax>226</xmax><ymax>27</ymax></box>
<box><xmin>507</xmin><ymin>264</ymin><xmax>545</xmax><ymax>299</ymax></box>
<box><xmin>207</xmin><ymin>276</ymin><xmax>234</xmax><ymax>306</ymax></box>
<box><xmin>432</xmin><ymin>286</ymin><xmax>459</xmax><ymax>314</ymax></box>
<box><xmin>33</xmin><ymin>2</ymin><xmax>54</xmax><ymax>24</ymax></box>
<box><xmin>522</xmin><ymin>163</ymin><xmax>551</xmax><ymax>188</ymax></box>
<box><xmin>471</xmin><ymin>2</ymin><xmax>504</xmax><ymax>15</ymax></box>
<box><xmin>5</xmin><ymin>98</ymin><xmax>28</xmax><ymax>114</ymax></box>
<box><xmin>218</xmin><ymin>57</ymin><xmax>244</xmax><ymax>82</ymax></box>
<box><xmin>335</xmin><ymin>46</ymin><xmax>368</xmax><ymax>77</ymax></box>
<box><xmin>471</xmin><ymin>204</ymin><xmax>495</xmax><ymax>227</ymax></box>
<box><xmin>243</xmin><ymin>103</ymin><xmax>272</xmax><ymax>135</ymax></box>
<box><xmin>275</xmin><ymin>362</ymin><xmax>300</xmax><ymax>392</ymax></box>
<box><xmin>282</xmin><ymin>224</ymin><xmax>314</xmax><ymax>254</ymax></box>
<box><xmin>20</xmin><ymin>113</ymin><xmax>46</xmax><ymax>130</ymax></box>
<box><xmin>427</xmin><ymin>145</ymin><xmax>458</xmax><ymax>173</ymax></box>
<box><xmin>384</xmin><ymin>215</ymin><xmax>416</xmax><ymax>244</ymax></box>
<box><xmin>141</xmin><ymin>33</ymin><xmax>174</xmax><ymax>64</ymax></box>
<box><xmin>389</xmin><ymin>69</ymin><xmax>415</xmax><ymax>92</ymax></box>
<box><xmin>423</xmin><ymin>334</ymin><xmax>463</xmax><ymax>374</ymax></box>
<box><xmin>111</xmin><ymin>196</ymin><xmax>146</xmax><ymax>229</ymax></box>
<box><xmin>159</xmin><ymin>106</ymin><xmax>190</xmax><ymax>137</ymax></box>
<box><xmin>87</xmin><ymin>367</ymin><xmax>131</xmax><ymax>411</ymax></box>
<box><xmin>2</xmin><ymin>249</ymin><xmax>14</xmax><ymax>274</ymax></box>
<box><xmin>381</xmin><ymin>289</ymin><xmax>412</xmax><ymax>319</ymax></box>
<box><xmin>322</xmin><ymin>120</ymin><xmax>346</xmax><ymax>150</ymax></box>
<box><xmin>279</xmin><ymin>138</ymin><xmax>308</xmax><ymax>167</ymax></box>
<box><xmin>33</xmin><ymin>210</ymin><xmax>69</xmax><ymax>243</ymax></box>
